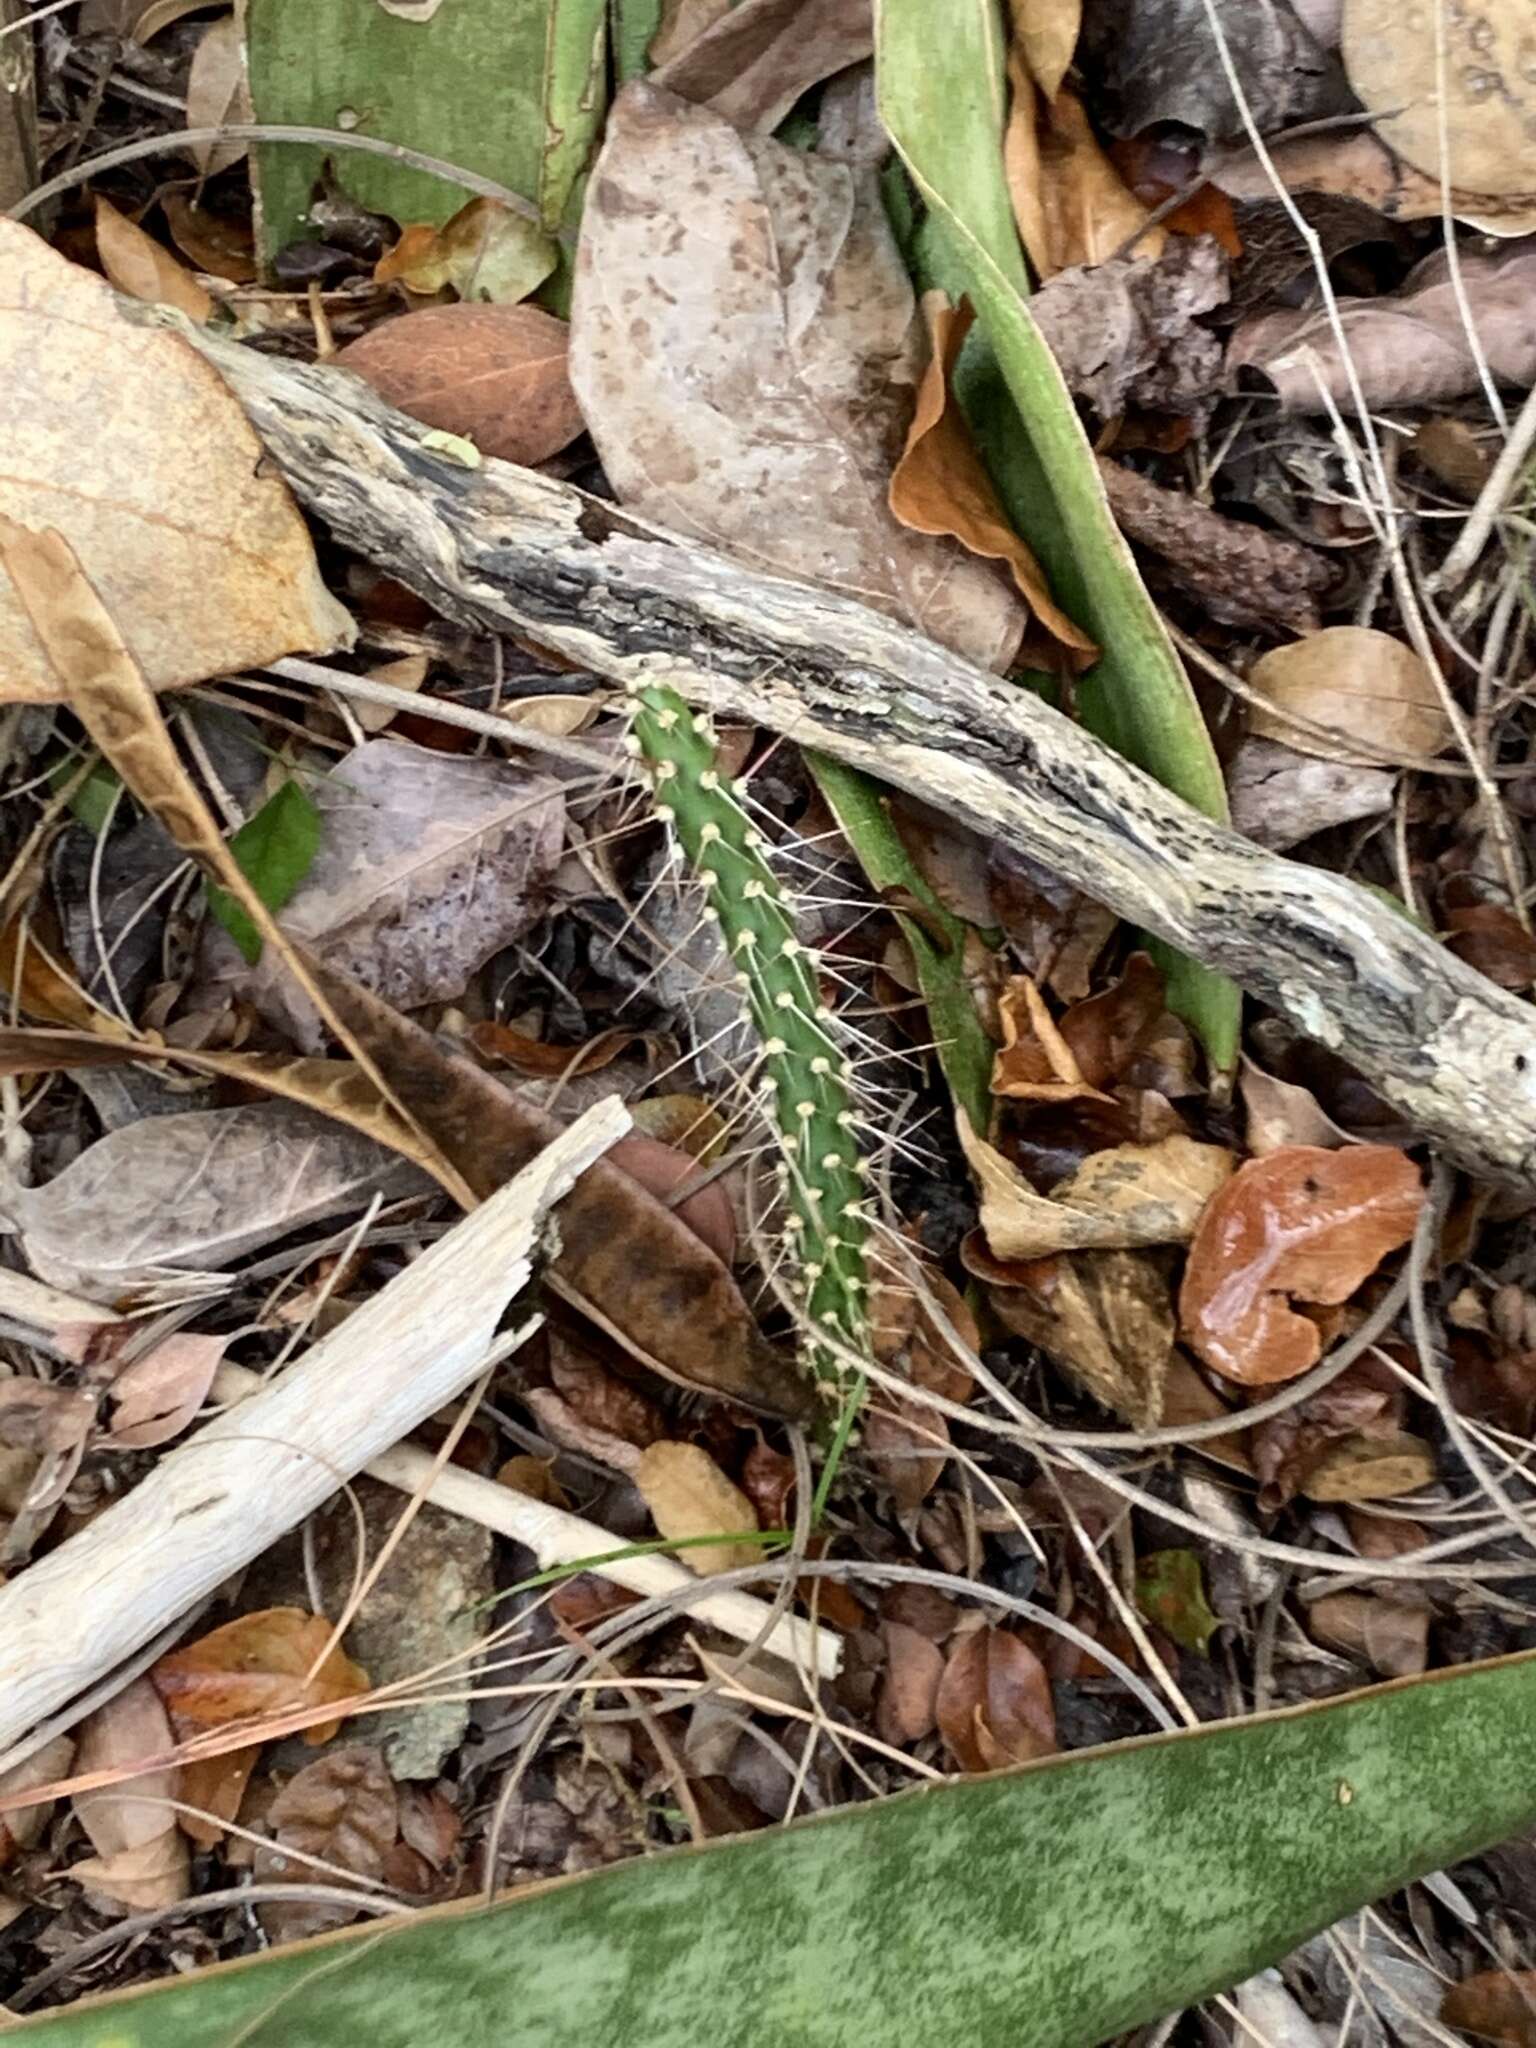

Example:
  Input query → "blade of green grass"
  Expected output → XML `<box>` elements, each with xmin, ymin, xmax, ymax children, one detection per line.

<box><xmin>205</xmin><ymin>778</ymin><xmax>321</xmax><ymax>965</ymax></box>
<box><xmin>873</xmin><ymin>0</ymin><xmax>1240</xmax><ymax>1072</ymax></box>
<box><xmin>13</xmin><ymin>1651</ymin><xmax>1536</xmax><ymax>2046</ymax></box>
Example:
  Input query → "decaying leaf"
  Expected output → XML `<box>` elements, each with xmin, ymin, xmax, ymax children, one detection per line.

<box><xmin>106</xmin><ymin>1331</ymin><xmax>227</xmax><ymax>1449</ymax></box>
<box><xmin>936</xmin><ymin>1624</ymin><xmax>1056</xmax><ymax>1773</ymax></box>
<box><xmin>1180</xmin><ymin>1146</ymin><xmax>1423</xmax><ymax>1386</ymax></box>
<box><xmin>1238</xmin><ymin>1056</ymin><xmax>1354</xmax><ymax>1157</ymax></box>
<box><xmin>1010</xmin><ymin>0</ymin><xmax>1082</xmax><ymax>101</ymax></box>
<box><xmin>634</xmin><ymin>1441</ymin><xmax>760</xmax><ymax>1577</ymax></box>
<box><xmin>0</xmin><ymin>1735</ymin><xmax>75</xmax><ymax>1866</ymax></box>
<box><xmin>862</xmin><ymin>1252</ymin><xmax>977</xmax><ymax>1514</ymax></box>
<box><xmin>992</xmin><ymin>976</ymin><xmax>1108</xmax><ymax>1106</ymax></box>
<box><xmin>570</xmin><ymin>82</ymin><xmax>1033</xmax><ymax>675</ymax></box>
<box><xmin>0</xmin><ymin>221</ymin><xmax>351</xmax><ymax>701</ymax></box>
<box><xmin>961</xmin><ymin>1114</ymin><xmax>1232</xmax><ymax>1262</ymax></box>
<box><xmin>1441</xmin><ymin>1969</ymin><xmax>1536</xmax><ymax>2047</ymax></box>
<box><xmin>1445</xmin><ymin>899</ymin><xmax>1536</xmax><ymax>993</ymax></box>
<box><xmin>877</xmin><ymin>1620</ymin><xmax>944</xmax><ymax>1748</ymax></box>
<box><xmin>651</xmin><ymin>0</ymin><xmax>874</xmax><ymax>135</ymax></box>
<box><xmin>1226</xmin><ymin>737</ymin><xmax>1397</xmax><ymax>852</ymax></box>
<box><xmin>1135</xmin><ymin>1549</ymin><xmax>1219</xmax><ymax>1656</ymax></box>
<box><xmin>1306</xmin><ymin>1591</ymin><xmax>1428</xmax><ymax>1679</ymax></box>
<box><xmin>71</xmin><ymin>1677</ymin><xmax>189</xmax><ymax>1909</ymax></box>
<box><xmin>184</xmin><ymin>13</ymin><xmax>248</xmax><ymax>175</ymax></box>
<box><xmin>889</xmin><ymin>296</ymin><xmax>1094</xmax><ymax>668</ymax></box>
<box><xmin>161</xmin><ymin>193</ymin><xmax>257</xmax><ymax>284</ymax></box>
<box><xmin>1229</xmin><ymin>246</ymin><xmax>1536</xmax><ymax>412</ymax></box>
<box><xmin>93</xmin><ymin>197</ymin><xmax>212</xmax><ymax>323</ymax></box>
<box><xmin>375</xmin><ymin>198</ymin><xmax>559</xmax><ymax>304</ymax></box>
<box><xmin>334</xmin><ymin>305</ymin><xmax>585</xmax><ymax>466</ymax></box>
<box><xmin>983</xmin><ymin>1243</ymin><xmax>1175</xmax><ymax>1429</ymax></box>
<box><xmin>1245</xmin><ymin>627</ymin><xmax>1452</xmax><ymax>764</ymax></box>
<box><xmin>254</xmin><ymin>1745</ymin><xmax>397</xmax><ymax>1944</ymax></box>
<box><xmin>1005</xmin><ymin>69</ymin><xmax>1163</xmax><ymax>277</ymax></box>
<box><xmin>1211</xmin><ymin>125</ymin><xmax>1536</xmax><ymax>240</ymax></box>
<box><xmin>152</xmin><ymin>1607</ymin><xmax>369</xmax><ymax>1744</ymax></box>
<box><xmin>2</xmin><ymin>1100</ymin><xmax>426</xmax><ymax>1301</ymax></box>
<box><xmin>1028</xmin><ymin>237</ymin><xmax>1228</xmax><ymax>421</ymax></box>
<box><xmin>202</xmin><ymin>740</ymin><xmax>564</xmax><ymax>1049</ymax></box>
<box><xmin>1301</xmin><ymin>1431</ymin><xmax>1436</xmax><ymax>1503</ymax></box>
<box><xmin>0</xmin><ymin>1377</ymin><xmax>96</xmax><ymax>1454</ymax></box>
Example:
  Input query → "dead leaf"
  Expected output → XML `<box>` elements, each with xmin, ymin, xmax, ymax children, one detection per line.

<box><xmin>651</xmin><ymin>0</ymin><xmax>873</xmax><ymax>135</ymax></box>
<box><xmin>1180</xmin><ymin>1145</ymin><xmax>1424</xmax><ymax>1386</ymax></box>
<box><xmin>132</xmin><ymin>0</ymin><xmax>221</xmax><ymax>36</ymax></box>
<box><xmin>152</xmin><ymin>1607</ymin><xmax>369</xmax><ymax>1743</ymax></box>
<box><xmin>1445</xmin><ymin>900</ymin><xmax>1536</xmax><ymax>992</ymax></box>
<box><xmin>1342</xmin><ymin>0</ymin><xmax>1536</xmax><ymax>200</ymax></box>
<box><xmin>178</xmin><ymin>1748</ymin><xmax>258</xmax><ymax>1848</ymax></box>
<box><xmin>496</xmin><ymin>1453</ymin><xmax>570</xmax><ymax>1508</ymax></box>
<box><xmin>1010</xmin><ymin>0</ymin><xmax>1081</xmax><ymax>101</ymax></box>
<box><xmin>93</xmin><ymin>197</ymin><xmax>212</xmax><ymax>323</ymax></box>
<box><xmin>890</xmin><ymin>295</ymin><xmax>1095</xmax><ymax>668</ymax></box>
<box><xmin>570</xmin><ymin>81</ymin><xmax>1034</xmax><ymax>675</ymax></box>
<box><xmin>984</xmin><ymin>1243</ymin><xmax>1175</xmax><ymax>1429</ymax></box>
<box><xmin>936</xmin><ymin>1625</ymin><xmax>1056</xmax><ymax>1773</ymax></box>
<box><xmin>0</xmin><ymin>1377</ymin><xmax>96</xmax><ymax>1453</ymax></box>
<box><xmin>3</xmin><ymin>1100</ymin><xmax>426</xmax><ymax>1301</ymax></box>
<box><xmin>1227</xmin><ymin>736</ymin><xmax>1397</xmax><ymax>852</ymax></box>
<box><xmin>877</xmin><ymin>1620</ymin><xmax>944</xmax><ymax>1747</ymax></box>
<box><xmin>961</xmin><ymin>1114</ymin><xmax>1232</xmax><ymax>1261</ymax></box>
<box><xmin>72</xmin><ymin>1677</ymin><xmax>188</xmax><ymax>1909</ymax></box>
<box><xmin>1006</xmin><ymin>68</ymin><xmax>1163</xmax><ymax>277</ymax></box>
<box><xmin>160</xmin><ymin>194</ymin><xmax>257</xmax><ymax>284</ymax></box>
<box><xmin>1246</xmin><ymin>627</ymin><xmax>1452</xmax><ymax>763</ymax></box>
<box><xmin>374</xmin><ymin>198</ymin><xmax>558</xmax><ymax>305</ymax></box>
<box><xmin>0</xmin><ymin>1736</ymin><xmax>75</xmax><ymax>1866</ymax></box>
<box><xmin>1306</xmin><ymin>1591</ymin><xmax>1427</xmax><ymax>1678</ymax></box>
<box><xmin>1157</xmin><ymin>1351</ymin><xmax>1249</xmax><ymax>1472</ymax></box>
<box><xmin>202</xmin><ymin>740</ymin><xmax>564</xmax><ymax>1050</ymax></box>
<box><xmin>1301</xmin><ymin>1430</ymin><xmax>1436</xmax><ymax>1503</ymax></box>
<box><xmin>254</xmin><ymin>1745</ymin><xmax>397</xmax><ymax>1944</ymax></box>
<box><xmin>1238</xmin><ymin>1055</ymin><xmax>1355</xmax><ymax>1156</ymax></box>
<box><xmin>739</xmin><ymin>1435</ymin><xmax>796</xmax><ymax>1528</ymax></box>
<box><xmin>634</xmin><ymin>1441</ymin><xmax>760</xmax><ymax>1576</ymax></box>
<box><xmin>184</xmin><ymin>15</ymin><xmax>248</xmax><ymax>175</ymax></box>
<box><xmin>0</xmin><ymin>223</ymin><xmax>351</xmax><ymax>701</ymax></box>
<box><xmin>1212</xmin><ymin>126</ymin><xmax>1536</xmax><ymax>240</ymax></box>
<box><xmin>862</xmin><ymin>1248</ymin><xmax>977</xmax><ymax>1513</ymax></box>
<box><xmin>1058</xmin><ymin>952</ymin><xmax>1168</xmax><ymax>1090</ymax></box>
<box><xmin>548</xmin><ymin>1332</ymin><xmax>668</xmax><ymax>1451</ymax></box>
<box><xmin>992</xmin><ymin>976</ymin><xmax>1108</xmax><ymax>1105</ymax></box>
<box><xmin>1229</xmin><ymin>245</ymin><xmax>1536</xmax><ymax>412</ymax></box>
<box><xmin>106</xmin><ymin>1331</ymin><xmax>226</xmax><ymax>1448</ymax></box>
<box><xmin>1029</xmin><ymin>237</ymin><xmax>1228</xmax><ymax>419</ymax></box>
<box><xmin>335</xmin><ymin>305</ymin><xmax>584</xmax><ymax>466</ymax></box>
<box><xmin>1441</xmin><ymin>1969</ymin><xmax>1536</xmax><ymax>2046</ymax></box>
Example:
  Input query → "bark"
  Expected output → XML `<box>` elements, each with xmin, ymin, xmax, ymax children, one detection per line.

<box><xmin>170</xmin><ymin>318</ymin><xmax>1536</xmax><ymax>1187</ymax></box>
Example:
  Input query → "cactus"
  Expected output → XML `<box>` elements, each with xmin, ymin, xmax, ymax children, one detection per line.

<box><xmin>623</xmin><ymin>674</ymin><xmax>870</xmax><ymax>1405</ymax></box>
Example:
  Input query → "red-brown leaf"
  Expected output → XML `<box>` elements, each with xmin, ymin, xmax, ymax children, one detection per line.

<box><xmin>935</xmin><ymin>1624</ymin><xmax>1056</xmax><ymax>1773</ymax></box>
<box><xmin>334</xmin><ymin>305</ymin><xmax>584</xmax><ymax>466</ymax></box>
<box><xmin>1179</xmin><ymin>1145</ymin><xmax>1422</xmax><ymax>1385</ymax></box>
<box><xmin>151</xmin><ymin>1608</ymin><xmax>369</xmax><ymax>1743</ymax></box>
<box><xmin>1441</xmin><ymin>1969</ymin><xmax>1536</xmax><ymax>2045</ymax></box>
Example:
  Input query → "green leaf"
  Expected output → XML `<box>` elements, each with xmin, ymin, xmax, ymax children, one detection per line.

<box><xmin>809</xmin><ymin>753</ymin><xmax>994</xmax><ymax>1131</ymax></box>
<box><xmin>1137</xmin><ymin>1548</ymin><xmax>1220</xmax><ymax>1657</ymax></box>
<box><xmin>49</xmin><ymin>754</ymin><xmax>122</xmax><ymax>838</ymax></box>
<box><xmin>873</xmin><ymin>0</ymin><xmax>1240</xmax><ymax>1073</ymax></box>
<box><xmin>204</xmin><ymin>780</ymin><xmax>322</xmax><ymax>966</ymax></box>
<box><xmin>13</xmin><ymin>1652</ymin><xmax>1536</xmax><ymax>2046</ymax></box>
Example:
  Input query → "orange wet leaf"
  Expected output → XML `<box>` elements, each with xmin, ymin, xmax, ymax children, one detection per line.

<box><xmin>1179</xmin><ymin>1146</ymin><xmax>1423</xmax><ymax>1386</ymax></box>
<box><xmin>151</xmin><ymin>1607</ymin><xmax>369</xmax><ymax>1745</ymax></box>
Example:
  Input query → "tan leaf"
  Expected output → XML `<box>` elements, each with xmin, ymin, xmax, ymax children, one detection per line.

<box><xmin>891</xmin><ymin>296</ymin><xmax>1095</xmax><ymax>669</ymax></box>
<box><xmin>1180</xmin><ymin>1146</ymin><xmax>1424</xmax><ymax>1387</ymax></box>
<box><xmin>1301</xmin><ymin>1430</ymin><xmax>1436</xmax><ymax>1503</ymax></box>
<box><xmin>960</xmin><ymin>1114</ymin><xmax>1232</xmax><ymax>1262</ymax></box>
<box><xmin>178</xmin><ymin>1747</ymin><xmax>259</xmax><ymax>1848</ymax></box>
<box><xmin>1211</xmin><ymin>125</ymin><xmax>1536</xmax><ymax>240</ymax></box>
<box><xmin>72</xmin><ymin>1829</ymin><xmax>191</xmax><ymax>1909</ymax></box>
<box><xmin>0</xmin><ymin>223</ymin><xmax>352</xmax><ymax>702</ymax></box>
<box><xmin>1306</xmin><ymin>1591</ymin><xmax>1428</xmax><ymax>1678</ymax></box>
<box><xmin>1238</xmin><ymin>1055</ymin><xmax>1354</xmax><ymax>1157</ymax></box>
<box><xmin>651</xmin><ymin>0</ymin><xmax>873</xmax><ymax>135</ymax></box>
<box><xmin>0</xmin><ymin>1378</ymin><xmax>96</xmax><ymax>1453</ymax></box>
<box><xmin>936</xmin><ymin>1624</ymin><xmax>1056</xmax><ymax>1773</ymax></box>
<box><xmin>635</xmin><ymin>1441</ymin><xmax>760</xmax><ymax>1576</ymax></box>
<box><xmin>335</xmin><ymin>305</ymin><xmax>584</xmax><ymax>467</ymax></box>
<box><xmin>254</xmin><ymin>1744</ymin><xmax>397</xmax><ymax>1944</ymax></box>
<box><xmin>107</xmin><ymin>1331</ymin><xmax>227</xmax><ymax>1448</ymax></box>
<box><xmin>160</xmin><ymin>193</ymin><xmax>257</xmax><ymax>284</ymax></box>
<box><xmin>133</xmin><ymin>0</ymin><xmax>221</xmax><ymax>39</ymax></box>
<box><xmin>0</xmin><ymin>1736</ymin><xmax>75</xmax><ymax>1865</ymax></box>
<box><xmin>877</xmin><ymin>1620</ymin><xmax>944</xmax><ymax>1748</ymax></box>
<box><xmin>1245</xmin><ymin>626</ymin><xmax>1452</xmax><ymax>764</ymax></box>
<box><xmin>1227</xmin><ymin>736</ymin><xmax>1397</xmax><ymax>852</ymax></box>
<box><xmin>1008</xmin><ymin>0</ymin><xmax>1081</xmax><ymax>102</ymax></box>
<box><xmin>93</xmin><ymin>197</ymin><xmax>212</xmax><ymax>323</ymax></box>
<box><xmin>374</xmin><ymin>198</ymin><xmax>558</xmax><ymax>305</ymax></box>
<box><xmin>991</xmin><ymin>975</ymin><xmax>1107</xmax><ymax>1104</ymax></box>
<box><xmin>569</xmin><ymin>81</ymin><xmax>1033</xmax><ymax>676</ymax></box>
<box><xmin>985</xmin><ymin>1244</ymin><xmax>1174</xmax><ymax>1430</ymax></box>
<box><xmin>184</xmin><ymin>14</ymin><xmax>248</xmax><ymax>175</ymax></box>
<box><xmin>1441</xmin><ymin>1969</ymin><xmax>1536</xmax><ymax>2046</ymax></box>
<box><xmin>72</xmin><ymin>1677</ymin><xmax>188</xmax><ymax>1908</ymax></box>
<box><xmin>152</xmin><ymin>1607</ymin><xmax>369</xmax><ymax>1743</ymax></box>
<box><xmin>1005</xmin><ymin>67</ymin><xmax>1162</xmax><ymax>279</ymax></box>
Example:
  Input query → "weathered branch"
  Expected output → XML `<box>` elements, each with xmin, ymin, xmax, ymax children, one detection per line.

<box><xmin>177</xmin><ymin>320</ymin><xmax>1536</xmax><ymax>1186</ymax></box>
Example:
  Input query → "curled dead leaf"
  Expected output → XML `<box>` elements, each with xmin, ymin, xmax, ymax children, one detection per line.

<box><xmin>984</xmin><ymin>1243</ymin><xmax>1174</xmax><ymax>1430</ymax></box>
<box><xmin>936</xmin><ymin>1624</ymin><xmax>1056</xmax><ymax>1773</ymax></box>
<box><xmin>106</xmin><ymin>1331</ymin><xmax>226</xmax><ymax>1449</ymax></box>
<box><xmin>254</xmin><ymin>1744</ymin><xmax>398</xmax><ymax>1944</ymax></box>
<box><xmin>72</xmin><ymin>1677</ymin><xmax>188</xmax><ymax>1909</ymax></box>
<box><xmin>93</xmin><ymin>197</ymin><xmax>212</xmax><ymax>323</ymax></box>
<box><xmin>0</xmin><ymin>1378</ymin><xmax>96</xmax><ymax>1454</ymax></box>
<box><xmin>374</xmin><ymin>198</ymin><xmax>558</xmax><ymax>305</ymax></box>
<box><xmin>1179</xmin><ymin>1145</ymin><xmax>1423</xmax><ymax>1386</ymax></box>
<box><xmin>1306</xmin><ymin>1590</ymin><xmax>1427</xmax><ymax>1678</ymax></box>
<box><xmin>151</xmin><ymin>1607</ymin><xmax>369</xmax><ymax>1744</ymax></box>
<box><xmin>635</xmin><ymin>1441</ymin><xmax>760</xmax><ymax>1577</ymax></box>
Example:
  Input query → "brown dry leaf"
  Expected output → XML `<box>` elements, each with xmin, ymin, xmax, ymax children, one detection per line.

<box><xmin>984</xmin><ymin>1243</ymin><xmax>1175</xmax><ymax>1429</ymax></box>
<box><xmin>863</xmin><ymin>1249</ymin><xmax>977</xmax><ymax>1513</ymax></box>
<box><xmin>254</xmin><ymin>1745</ymin><xmax>397</xmax><ymax>1944</ymax></box>
<box><xmin>877</xmin><ymin>1620</ymin><xmax>944</xmax><ymax>1748</ymax></box>
<box><xmin>334</xmin><ymin>305</ymin><xmax>584</xmax><ymax>467</ymax></box>
<box><xmin>132</xmin><ymin>0</ymin><xmax>220</xmax><ymax>35</ymax></box>
<box><xmin>993</xmin><ymin>975</ymin><xmax>1105</xmax><ymax>1105</ymax></box>
<box><xmin>1180</xmin><ymin>1145</ymin><xmax>1424</xmax><ymax>1386</ymax></box>
<box><xmin>570</xmin><ymin>81</ymin><xmax>1032</xmax><ymax>676</ymax></box>
<box><xmin>1010</xmin><ymin>0</ymin><xmax>1081</xmax><ymax>101</ymax></box>
<box><xmin>1211</xmin><ymin>127</ymin><xmax>1536</xmax><ymax>239</ymax></box>
<box><xmin>151</xmin><ymin>1607</ymin><xmax>369</xmax><ymax>1744</ymax></box>
<box><xmin>1226</xmin><ymin>737</ymin><xmax>1397</xmax><ymax>852</ymax></box>
<box><xmin>936</xmin><ymin>1624</ymin><xmax>1056</xmax><ymax>1773</ymax></box>
<box><xmin>0</xmin><ymin>1378</ymin><xmax>96</xmax><ymax>1453</ymax></box>
<box><xmin>3</xmin><ymin>1100</ymin><xmax>425</xmax><ymax>1300</ymax></box>
<box><xmin>1445</xmin><ymin>901</ymin><xmax>1536</xmax><ymax>992</ymax></box>
<box><xmin>106</xmin><ymin>1330</ymin><xmax>226</xmax><ymax>1448</ymax></box>
<box><xmin>634</xmin><ymin>1441</ymin><xmax>760</xmax><ymax>1577</ymax></box>
<box><xmin>1058</xmin><ymin>952</ymin><xmax>1168</xmax><ymax>1089</ymax></box>
<box><xmin>1158</xmin><ymin>1351</ymin><xmax>1250</xmax><ymax>1472</ymax></box>
<box><xmin>202</xmin><ymin>740</ymin><xmax>565</xmax><ymax>1050</ymax></box>
<box><xmin>740</xmin><ymin>1435</ymin><xmax>796</xmax><ymax>1528</ymax></box>
<box><xmin>1246</xmin><ymin>626</ymin><xmax>1452</xmax><ymax>764</ymax></box>
<box><xmin>1441</xmin><ymin>1970</ymin><xmax>1536</xmax><ymax>2046</ymax></box>
<box><xmin>960</xmin><ymin>1113</ymin><xmax>1232</xmax><ymax>1262</ymax></box>
<box><xmin>374</xmin><ymin>198</ymin><xmax>559</xmax><ymax>306</ymax></box>
<box><xmin>548</xmin><ymin>1332</ymin><xmax>668</xmax><ymax>1451</ymax></box>
<box><xmin>1302</xmin><ymin>1430</ymin><xmax>1436</xmax><ymax>1503</ymax></box>
<box><xmin>1238</xmin><ymin>1055</ymin><xmax>1354</xmax><ymax>1156</ymax></box>
<box><xmin>1342</xmin><ymin>0</ymin><xmax>1536</xmax><ymax>200</ymax></box>
<box><xmin>178</xmin><ymin>1748</ymin><xmax>259</xmax><ymax>1848</ymax></box>
<box><xmin>1306</xmin><ymin>1591</ymin><xmax>1427</xmax><ymax>1678</ymax></box>
<box><xmin>184</xmin><ymin>14</ymin><xmax>248</xmax><ymax>175</ymax></box>
<box><xmin>1229</xmin><ymin>245</ymin><xmax>1536</xmax><ymax>412</ymax></box>
<box><xmin>93</xmin><ymin>197</ymin><xmax>212</xmax><ymax>323</ymax></box>
<box><xmin>496</xmin><ymin>1453</ymin><xmax>570</xmax><ymax>1509</ymax></box>
<box><xmin>0</xmin><ymin>1736</ymin><xmax>75</xmax><ymax>1866</ymax></box>
<box><xmin>72</xmin><ymin>1677</ymin><xmax>189</xmax><ymax>1909</ymax></box>
<box><xmin>651</xmin><ymin>0</ymin><xmax>873</xmax><ymax>135</ymax></box>
<box><xmin>889</xmin><ymin>295</ymin><xmax>1095</xmax><ymax>669</ymax></box>
<box><xmin>160</xmin><ymin>193</ymin><xmax>257</xmax><ymax>284</ymax></box>
<box><xmin>1005</xmin><ymin>67</ymin><xmax>1163</xmax><ymax>278</ymax></box>
<box><xmin>1029</xmin><ymin>238</ymin><xmax>1228</xmax><ymax>421</ymax></box>
<box><xmin>0</xmin><ymin>224</ymin><xmax>351</xmax><ymax>702</ymax></box>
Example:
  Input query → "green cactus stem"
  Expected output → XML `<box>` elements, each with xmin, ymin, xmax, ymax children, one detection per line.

<box><xmin>623</xmin><ymin>674</ymin><xmax>870</xmax><ymax>1401</ymax></box>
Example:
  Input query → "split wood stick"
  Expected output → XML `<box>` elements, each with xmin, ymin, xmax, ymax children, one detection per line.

<box><xmin>0</xmin><ymin>1099</ymin><xmax>625</xmax><ymax>1753</ymax></box>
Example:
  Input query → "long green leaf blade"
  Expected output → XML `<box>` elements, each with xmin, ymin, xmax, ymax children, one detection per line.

<box><xmin>14</xmin><ymin>1652</ymin><xmax>1536</xmax><ymax>2046</ymax></box>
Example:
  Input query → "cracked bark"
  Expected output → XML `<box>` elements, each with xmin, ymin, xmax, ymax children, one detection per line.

<box><xmin>166</xmin><ymin>318</ymin><xmax>1536</xmax><ymax>1188</ymax></box>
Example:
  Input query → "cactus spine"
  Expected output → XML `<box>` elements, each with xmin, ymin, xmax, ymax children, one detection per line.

<box><xmin>624</xmin><ymin>674</ymin><xmax>869</xmax><ymax>1399</ymax></box>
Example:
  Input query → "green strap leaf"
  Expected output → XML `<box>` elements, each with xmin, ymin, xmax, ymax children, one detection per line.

<box><xmin>204</xmin><ymin>778</ymin><xmax>322</xmax><ymax>965</ymax></box>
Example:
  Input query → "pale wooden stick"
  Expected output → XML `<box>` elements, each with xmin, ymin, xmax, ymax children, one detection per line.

<box><xmin>0</xmin><ymin>1098</ymin><xmax>627</xmax><ymax>1753</ymax></box>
